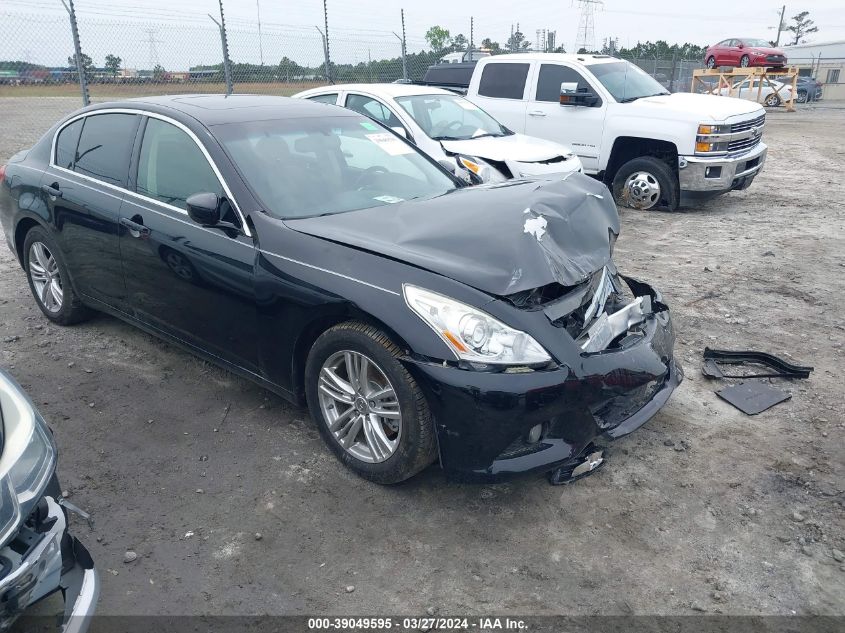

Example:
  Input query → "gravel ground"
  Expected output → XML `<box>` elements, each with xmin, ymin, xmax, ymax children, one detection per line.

<box><xmin>0</xmin><ymin>98</ymin><xmax>843</xmax><ymax>618</ymax></box>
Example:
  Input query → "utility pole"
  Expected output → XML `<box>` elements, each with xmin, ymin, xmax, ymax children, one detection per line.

<box><xmin>470</xmin><ymin>16</ymin><xmax>473</xmax><ymax>50</ymax></box>
<box><xmin>393</xmin><ymin>8</ymin><xmax>408</xmax><ymax>82</ymax></box>
<box><xmin>774</xmin><ymin>5</ymin><xmax>786</xmax><ymax>46</ymax></box>
<box><xmin>208</xmin><ymin>0</ymin><xmax>233</xmax><ymax>95</ymax></box>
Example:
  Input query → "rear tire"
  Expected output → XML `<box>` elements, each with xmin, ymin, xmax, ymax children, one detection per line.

<box><xmin>611</xmin><ymin>157</ymin><xmax>679</xmax><ymax>211</ymax></box>
<box><xmin>740</xmin><ymin>55</ymin><xmax>750</xmax><ymax>68</ymax></box>
<box><xmin>764</xmin><ymin>93</ymin><xmax>781</xmax><ymax>107</ymax></box>
<box><xmin>305</xmin><ymin>321</ymin><xmax>437</xmax><ymax>484</ymax></box>
<box><xmin>23</xmin><ymin>227</ymin><xmax>94</xmax><ymax>325</ymax></box>
<box><xmin>796</xmin><ymin>90</ymin><xmax>808</xmax><ymax>103</ymax></box>
<box><xmin>706</xmin><ymin>56</ymin><xmax>716</xmax><ymax>69</ymax></box>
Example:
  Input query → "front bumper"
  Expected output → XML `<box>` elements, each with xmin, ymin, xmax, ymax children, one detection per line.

<box><xmin>0</xmin><ymin>495</ymin><xmax>98</xmax><ymax>632</ymax></box>
<box><xmin>678</xmin><ymin>141</ymin><xmax>767</xmax><ymax>195</ymax></box>
<box><xmin>406</xmin><ymin>278</ymin><xmax>681</xmax><ymax>481</ymax></box>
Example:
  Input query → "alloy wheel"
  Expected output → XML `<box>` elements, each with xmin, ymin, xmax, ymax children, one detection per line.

<box><xmin>317</xmin><ymin>350</ymin><xmax>402</xmax><ymax>463</ymax></box>
<box><xmin>740</xmin><ymin>55</ymin><xmax>750</xmax><ymax>68</ymax></box>
<box><xmin>28</xmin><ymin>242</ymin><xmax>63</xmax><ymax>313</ymax></box>
<box><xmin>623</xmin><ymin>171</ymin><xmax>661</xmax><ymax>210</ymax></box>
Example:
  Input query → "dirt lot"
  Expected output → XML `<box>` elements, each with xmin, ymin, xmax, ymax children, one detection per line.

<box><xmin>0</xmin><ymin>98</ymin><xmax>843</xmax><ymax>618</ymax></box>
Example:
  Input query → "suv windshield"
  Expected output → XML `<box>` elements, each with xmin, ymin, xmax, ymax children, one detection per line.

<box><xmin>394</xmin><ymin>93</ymin><xmax>511</xmax><ymax>141</ymax></box>
<box><xmin>215</xmin><ymin>116</ymin><xmax>457</xmax><ymax>219</ymax></box>
<box><xmin>586</xmin><ymin>61</ymin><xmax>669</xmax><ymax>103</ymax></box>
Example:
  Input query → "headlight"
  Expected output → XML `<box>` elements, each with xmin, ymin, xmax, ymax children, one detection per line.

<box><xmin>403</xmin><ymin>285</ymin><xmax>552</xmax><ymax>366</ymax></box>
<box><xmin>696</xmin><ymin>123</ymin><xmax>730</xmax><ymax>155</ymax></box>
<box><xmin>455</xmin><ymin>155</ymin><xmax>507</xmax><ymax>184</ymax></box>
<box><xmin>0</xmin><ymin>371</ymin><xmax>57</xmax><ymax>543</ymax></box>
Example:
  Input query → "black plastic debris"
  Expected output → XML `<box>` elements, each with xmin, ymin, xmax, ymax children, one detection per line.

<box><xmin>548</xmin><ymin>444</ymin><xmax>606</xmax><ymax>485</ymax></box>
<box><xmin>716</xmin><ymin>382</ymin><xmax>792</xmax><ymax>415</ymax></box>
<box><xmin>702</xmin><ymin>347</ymin><xmax>813</xmax><ymax>380</ymax></box>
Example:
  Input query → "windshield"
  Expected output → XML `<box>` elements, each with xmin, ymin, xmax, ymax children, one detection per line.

<box><xmin>394</xmin><ymin>93</ymin><xmax>510</xmax><ymax>141</ymax></box>
<box><xmin>215</xmin><ymin>116</ymin><xmax>457</xmax><ymax>219</ymax></box>
<box><xmin>586</xmin><ymin>61</ymin><xmax>669</xmax><ymax>103</ymax></box>
<box><xmin>743</xmin><ymin>39</ymin><xmax>772</xmax><ymax>47</ymax></box>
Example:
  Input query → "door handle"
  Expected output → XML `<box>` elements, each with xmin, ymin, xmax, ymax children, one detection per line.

<box><xmin>41</xmin><ymin>183</ymin><xmax>62</xmax><ymax>198</ymax></box>
<box><xmin>528</xmin><ymin>110</ymin><xmax>547</xmax><ymax>117</ymax></box>
<box><xmin>120</xmin><ymin>217</ymin><xmax>151</xmax><ymax>238</ymax></box>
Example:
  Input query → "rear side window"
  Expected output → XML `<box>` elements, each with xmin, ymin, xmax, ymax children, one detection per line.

<box><xmin>307</xmin><ymin>93</ymin><xmax>339</xmax><ymax>104</ymax></box>
<box><xmin>136</xmin><ymin>117</ymin><xmax>222</xmax><ymax>210</ymax></box>
<box><xmin>478</xmin><ymin>63</ymin><xmax>530</xmax><ymax>99</ymax></box>
<box><xmin>54</xmin><ymin>119</ymin><xmax>83</xmax><ymax>169</ymax></box>
<box><xmin>74</xmin><ymin>113</ymin><xmax>138</xmax><ymax>187</ymax></box>
<box><xmin>345</xmin><ymin>94</ymin><xmax>403</xmax><ymax>128</ymax></box>
<box><xmin>535</xmin><ymin>64</ymin><xmax>600</xmax><ymax>105</ymax></box>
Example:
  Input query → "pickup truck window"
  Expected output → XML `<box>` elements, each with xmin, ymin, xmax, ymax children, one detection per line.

<box><xmin>535</xmin><ymin>64</ymin><xmax>601</xmax><ymax>105</ymax></box>
<box><xmin>586</xmin><ymin>61</ymin><xmax>669</xmax><ymax>103</ymax></box>
<box><xmin>478</xmin><ymin>63</ymin><xmax>530</xmax><ymax>100</ymax></box>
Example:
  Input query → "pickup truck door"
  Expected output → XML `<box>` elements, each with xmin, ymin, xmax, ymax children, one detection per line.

<box><xmin>523</xmin><ymin>62</ymin><xmax>607</xmax><ymax>174</ymax></box>
<box><xmin>467</xmin><ymin>61</ymin><xmax>531</xmax><ymax>133</ymax></box>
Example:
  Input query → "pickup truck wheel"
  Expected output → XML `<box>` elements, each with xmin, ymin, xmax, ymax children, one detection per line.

<box><xmin>612</xmin><ymin>157</ymin><xmax>679</xmax><ymax>211</ymax></box>
<box><xmin>706</xmin><ymin>56</ymin><xmax>716</xmax><ymax>69</ymax></box>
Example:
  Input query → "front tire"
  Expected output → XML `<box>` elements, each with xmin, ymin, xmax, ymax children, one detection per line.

<box><xmin>611</xmin><ymin>157</ymin><xmax>679</xmax><ymax>211</ymax></box>
<box><xmin>796</xmin><ymin>90</ymin><xmax>808</xmax><ymax>103</ymax></box>
<box><xmin>23</xmin><ymin>227</ymin><xmax>93</xmax><ymax>325</ymax></box>
<box><xmin>305</xmin><ymin>321</ymin><xmax>437</xmax><ymax>484</ymax></box>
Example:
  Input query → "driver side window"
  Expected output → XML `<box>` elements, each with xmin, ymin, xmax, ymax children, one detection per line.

<box><xmin>345</xmin><ymin>94</ymin><xmax>403</xmax><ymax>128</ymax></box>
<box><xmin>535</xmin><ymin>64</ymin><xmax>600</xmax><ymax>105</ymax></box>
<box><xmin>137</xmin><ymin>118</ymin><xmax>223</xmax><ymax>211</ymax></box>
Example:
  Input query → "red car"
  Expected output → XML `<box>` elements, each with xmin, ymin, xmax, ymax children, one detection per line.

<box><xmin>705</xmin><ymin>38</ymin><xmax>787</xmax><ymax>69</ymax></box>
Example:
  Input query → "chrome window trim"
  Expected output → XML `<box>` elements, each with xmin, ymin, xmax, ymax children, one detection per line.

<box><xmin>49</xmin><ymin>107</ymin><xmax>252</xmax><ymax>237</ymax></box>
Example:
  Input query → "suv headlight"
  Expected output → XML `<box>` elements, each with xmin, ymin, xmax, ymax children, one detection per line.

<box><xmin>0</xmin><ymin>371</ymin><xmax>57</xmax><ymax>544</ymax></box>
<box><xmin>404</xmin><ymin>285</ymin><xmax>552</xmax><ymax>365</ymax></box>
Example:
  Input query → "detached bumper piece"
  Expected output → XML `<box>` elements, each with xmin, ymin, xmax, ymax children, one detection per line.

<box><xmin>0</xmin><ymin>496</ymin><xmax>98</xmax><ymax>633</ymax></box>
<box><xmin>548</xmin><ymin>443</ymin><xmax>606</xmax><ymax>485</ymax></box>
<box><xmin>702</xmin><ymin>347</ymin><xmax>813</xmax><ymax>379</ymax></box>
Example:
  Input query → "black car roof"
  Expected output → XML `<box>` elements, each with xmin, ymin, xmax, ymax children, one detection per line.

<box><xmin>83</xmin><ymin>94</ymin><xmax>357</xmax><ymax>126</ymax></box>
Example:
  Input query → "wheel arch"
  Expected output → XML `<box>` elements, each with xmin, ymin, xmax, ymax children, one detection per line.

<box><xmin>13</xmin><ymin>216</ymin><xmax>45</xmax><ymax>267</ymax></box>
<box><xmin>605</xmin><ymin>136</ymin><xmax>679</xmax><ymax>185</ymax></box>
<box><xmin>290</xmin><ymin>307</ymin><xmax>415</xmax><ymax>404</ymax></box>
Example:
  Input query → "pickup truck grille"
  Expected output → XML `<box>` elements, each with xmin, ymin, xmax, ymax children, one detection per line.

<box><xmin>728</xmin><ymin>113</ymin><xmax>766</xmax><ymax>154</ymax></box>
<box><xmin>730</xmin><ymin>114</ymin><xmax>765</xmax><ymax>134</ymax></box>
<box><xmin>728</xmin><ymin>135</ymin><xmax>762</xmax><ymax>153</ymax></box>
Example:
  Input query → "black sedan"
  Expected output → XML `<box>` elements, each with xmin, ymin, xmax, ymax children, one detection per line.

<box><xmin>0</xmin><ymin>95</ymin><xmax>681</xmax><ymax>484</ymax></box>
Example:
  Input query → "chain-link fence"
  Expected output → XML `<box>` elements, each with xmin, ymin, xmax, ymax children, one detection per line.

<box><xmin>2</xmin><ymin>3</ymin><xmax>844</xmax><ymax>162</ymax></box>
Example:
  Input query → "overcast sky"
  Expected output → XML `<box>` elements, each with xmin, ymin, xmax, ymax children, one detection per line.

<box><xmin>3</xmin><ymin>0</ymin><xmax>843</xmax><ymax>68</ymax></box>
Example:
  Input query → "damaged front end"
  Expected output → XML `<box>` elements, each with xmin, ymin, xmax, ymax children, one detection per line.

<box><xmin>0</xmin><ymin>370</ymin><xmax>98</xmax><ymax>632</ymax></box>
<box><xmin>408</xmin><ymin>266</ymin><xmax>681</xmax><ymax>482</ymax></box>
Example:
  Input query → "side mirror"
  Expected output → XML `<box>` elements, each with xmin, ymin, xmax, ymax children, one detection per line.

<box><xmin>186</xmin><ymin>192</ymin><xmax>221</xmax><ymax>226</ymax></box>
<box><xmin>738</xmin><ymin>43</ymin><xmax>744</xmax><ymax>49</ymax></box>
<box><xmin>560</xmin><ymin>84</ymin><xmax>599</xmax><ymax>107</ymax></box>
<box><xmin>390</xmin><ymin>126</ymin><xmax>407</xmax><ymax>139</ymax></box>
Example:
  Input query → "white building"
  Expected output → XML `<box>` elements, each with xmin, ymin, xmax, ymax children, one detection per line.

<box><xmin>784</xmin><ymin>40</ymin><xmax>845</xmax><ymax>98</ymax></box>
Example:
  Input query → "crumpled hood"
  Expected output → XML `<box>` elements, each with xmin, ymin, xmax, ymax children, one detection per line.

<box><xmin>440</xmin><ymin>133</ymin><xmax>575</xmax><ymax>163</ymax></box>
<box><xmin>284</xmin><ymin>173</ymin><xmax>619</xmax><ymax>295</ymax></box>
<box><xmin>630</xmin><ymin>92</ymin><xmax>764</xmax><ymax>122</ymax></box>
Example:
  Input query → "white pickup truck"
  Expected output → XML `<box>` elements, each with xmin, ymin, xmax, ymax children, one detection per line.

<box><xmin>426</xmin><ymin>53</ymin><xmax>768</xmax><ymax>210</ymax></box>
